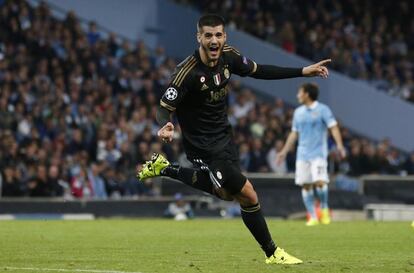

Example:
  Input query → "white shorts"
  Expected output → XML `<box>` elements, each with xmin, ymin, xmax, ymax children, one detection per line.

<box><xmin>295</xmin><ymin>158</ymin><xmax>329</xmax><ymax>186</ymax></box>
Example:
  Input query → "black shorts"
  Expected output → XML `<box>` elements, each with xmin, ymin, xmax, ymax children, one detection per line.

<box><xmin>187</xmin><ymin>143</ymin><xmax>247</xmax><ymax>195</ymax></box>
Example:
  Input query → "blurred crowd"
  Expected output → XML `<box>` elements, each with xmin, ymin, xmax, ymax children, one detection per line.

<box><xmin>1</xmin><ymin>0</ymin><xmax>414</xmax><ymax>199</ymax></box>
<box><xmin>182</xmin><ymin>0</ymin><xmax>414</xmax><ymax>103</ymax></box>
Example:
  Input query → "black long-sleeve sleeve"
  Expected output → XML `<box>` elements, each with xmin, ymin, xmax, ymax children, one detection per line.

<box><xmin>156</xmin><ymin>105</ymin><xmax>171</xmax><ymax>126</ymax></box>
<box><xmin>250</xmin><ymin>64</ymin><xmax>303</xmax><ymax>80</ymax></box>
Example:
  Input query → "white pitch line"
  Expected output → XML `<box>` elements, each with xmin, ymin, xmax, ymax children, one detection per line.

<box><xmin>3</xmin><ymin>266</ymin><xmax>143</xmax><ymax>273</ymax></box>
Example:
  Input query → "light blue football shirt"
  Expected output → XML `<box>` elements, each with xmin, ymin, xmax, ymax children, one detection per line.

<box><xmin>292</xmin><ymin>101</ymin><xmax>337</xmax><ymax>161</ymax></box>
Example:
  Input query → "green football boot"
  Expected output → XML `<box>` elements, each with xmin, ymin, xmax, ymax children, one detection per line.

<box><xmin>320</xmin><ymin>208</ymin><xmax>331</xmax><ymax>225</ymax></box>
<box><xmin>137</xmin><ymin>153</ymin><xmax>170</xmax><ymax>180</ymax></box>
<box><xmin>265</xmin><ymin>247</ymin><xmax>303</xmax><ymax>265</ymax></box>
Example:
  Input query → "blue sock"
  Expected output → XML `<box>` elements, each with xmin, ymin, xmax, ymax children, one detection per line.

<box><xmin>301</xmin><ymin>188</ymin><xmax>317</xmax><ymax>219</ymax></box>
<box><xmin>315</xmin><ymin>184</ymin><xmax>329</xmax><ymax>209</ymax></box>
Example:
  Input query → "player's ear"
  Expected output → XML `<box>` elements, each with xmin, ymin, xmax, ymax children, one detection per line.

<box><xmin>197</xmin><ymin>32</ymin><xmax>201</xmax><ymax>43</ymax></box>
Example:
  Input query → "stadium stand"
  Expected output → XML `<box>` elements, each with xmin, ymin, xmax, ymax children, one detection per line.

<box><xmin>181</xmin><ymin>0</ymin><xmax>414</xmax><ymax>104</ymax></box>
<box><xmin>0</xmin><ymin>0</ymin><xmax>413</xmax><ymax>200</ymax></box>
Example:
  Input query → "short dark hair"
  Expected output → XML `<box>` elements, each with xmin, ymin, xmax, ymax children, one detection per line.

<box><xmin>301</xmin><ymin>83</ymin><xmax>319</xmax><ymax>101</ymax></box>
<box><xmin>197</xmin><ymin>14</ymin><xmax>225</xmax><ymax>32</ymax></box>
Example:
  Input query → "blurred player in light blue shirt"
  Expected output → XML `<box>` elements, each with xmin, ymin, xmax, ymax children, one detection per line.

<box><xmin>277</xmin><ymin>83</ymin><xmax>346</xmax><ymax>226</ymax></box>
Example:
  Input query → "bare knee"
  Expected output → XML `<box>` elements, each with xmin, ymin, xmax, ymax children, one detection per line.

<box><xmin>234</xmin><ymin>180</ymin><xmax>258</xmax><ymax>206</ymax></box>
<box><xmin>302</xmin><ymin>183</ymin><xmax>313</xmax><ymax>191</ymax></box>
<box><xmin>315</xmin><ymin>181</ymin><xmax>327</xmax><ymax>188</ymax></box>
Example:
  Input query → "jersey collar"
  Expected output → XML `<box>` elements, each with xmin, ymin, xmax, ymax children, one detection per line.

<box><xmin>307</xmin><ymin>101</ymin><xmax>319</xmax><ymax>110</ymax></box>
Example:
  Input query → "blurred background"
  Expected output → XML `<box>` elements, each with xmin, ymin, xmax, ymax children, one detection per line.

<box><xmin>0</xmin><ymin>0</ymin><xmax>413</xmax><ymax>221</ymax></box>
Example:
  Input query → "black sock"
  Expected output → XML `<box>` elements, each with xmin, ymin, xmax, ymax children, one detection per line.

<box><xmin>241</xmin><ymin>203</ymin><xmax>277</xmax><ymax>257</ymax></box>
<box><xmin>161</xmin><ymin>166</ymin><xmax>213</xmax><ymax>195</ymax></box>
<box><xmin>161</xmin><ymin>165</ymin><xmax>180</xmax><ymax>178</ymax></box>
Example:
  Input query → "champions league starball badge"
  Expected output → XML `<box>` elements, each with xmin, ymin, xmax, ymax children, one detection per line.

<box><xmin>165</xmin><ymin>87</ymin><xmax>178</xmax><ymax>101</ymax></box>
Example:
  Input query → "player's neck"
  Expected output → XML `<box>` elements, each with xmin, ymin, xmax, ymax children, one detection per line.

<box><xmin>304</xmin><ymin>100</ymin><xmax>317</xmax><ymax>107</ymax></box>
<box><xmin>198</xmin><ymin>47</ymin><xmax>218</xmax><ymax>67</ymax></box>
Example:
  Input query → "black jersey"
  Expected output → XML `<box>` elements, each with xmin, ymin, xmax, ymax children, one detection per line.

<box><xmin>160</xmin><ymin>45</ymin><xmax>256</xmax><ymax>159</ymax></box>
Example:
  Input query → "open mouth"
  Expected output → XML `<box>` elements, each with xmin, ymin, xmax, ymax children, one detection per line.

<box><xmin>209</xmin><ymin>45</ymin><xmax>219</xmax><ymax>57</ymax></box>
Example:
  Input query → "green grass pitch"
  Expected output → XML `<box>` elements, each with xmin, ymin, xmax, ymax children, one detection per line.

<box><xmin>0</xmin><ymin>219</ymin><xmax>413</xmax><ymax>273</ymax></box>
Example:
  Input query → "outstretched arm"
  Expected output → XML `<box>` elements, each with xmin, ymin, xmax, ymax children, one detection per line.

<box><xmin>250</xmin><ymin>64</ymin><xmax>302</xmax><ymax>79</ymax></box>
<box><xmin>250</xmin><ymin>59</ymin><xmax>331</xmax><ymax>80</ymax></box>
